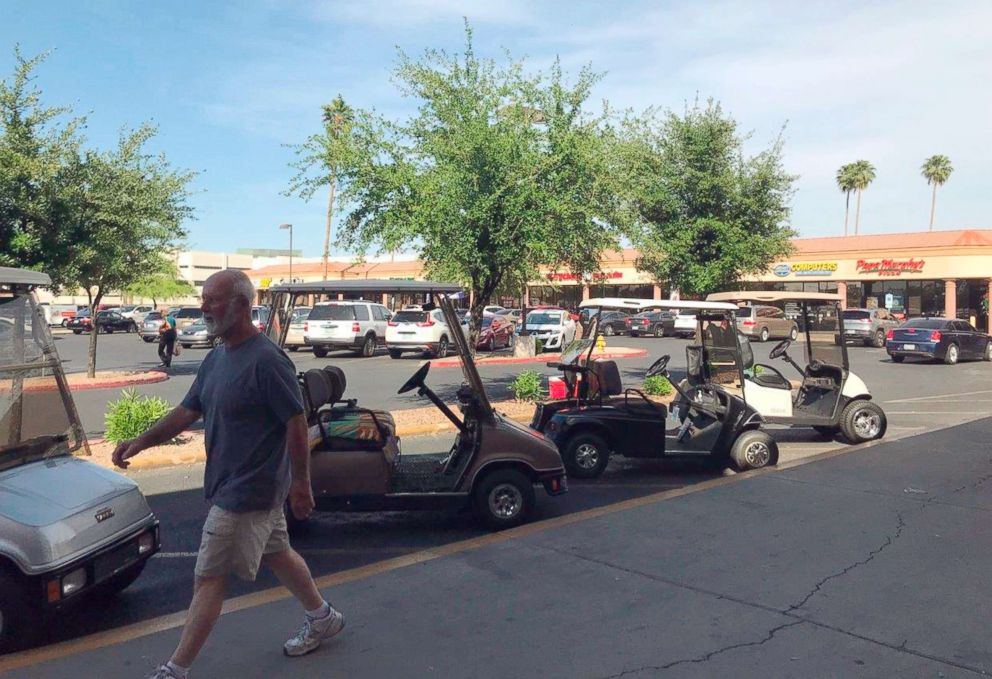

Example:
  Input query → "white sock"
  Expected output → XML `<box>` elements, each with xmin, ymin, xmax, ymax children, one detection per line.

<box><xmin>306</xmin><ymin>601</ymin><xmax>331</xmax><ymax>619</ymax></box>
<box><xmin>166</xmin><ymin>661</ymin><xmax>189</xmax><ymax>678</ymax></box>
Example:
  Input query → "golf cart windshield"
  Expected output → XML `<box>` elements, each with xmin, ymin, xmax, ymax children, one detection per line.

<box><xmin>699</xmin><ymin>313</ymin><xmax>745</xmax><ymax>388</ymax></box>
<box><xmin>802</xmin><ymin>302</ymin><xmax>846</xmax><ymax>368</ymax></box>
<box><xmin>560</xmin><ymin>338</ymin><xmax>595</xmax><ymax>365</ymax></box>
<box><xmin>1</xmin><ymin>288</ymin><xmax>82</xmax><ymax>471</ymax></box>
<box><xmin>438</xmin><ymin>294</ymin><xmax>494</xmax><ymax>421</ymax></box>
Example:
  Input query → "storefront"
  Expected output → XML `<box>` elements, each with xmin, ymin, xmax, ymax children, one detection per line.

<box><xmin>525</xmin><ymin>250</ymin><xmax>664</xmax><ymax>310</ymax></box>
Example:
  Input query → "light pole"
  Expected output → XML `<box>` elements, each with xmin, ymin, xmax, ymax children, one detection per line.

<box><xmin>279</xmin><ymin>223</ymin><xmax>293</xmax><ymax>283</ymax></box>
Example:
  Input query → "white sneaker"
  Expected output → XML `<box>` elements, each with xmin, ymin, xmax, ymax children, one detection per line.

<box><xmin>283</xmin><ymin>608</ymin><xmax>345</xmax><ymax>657</ymax></box>
<box><xmin>147</xmin><ymin>665</ymin><xmax>184</xmax><ymax>679</ymax></box>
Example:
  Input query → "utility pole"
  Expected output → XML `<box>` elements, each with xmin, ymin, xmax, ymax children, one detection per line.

<box><xmin>280</xmin><ymin>223</ymin><xmax>293</xmax><ymax>283</ymax></box>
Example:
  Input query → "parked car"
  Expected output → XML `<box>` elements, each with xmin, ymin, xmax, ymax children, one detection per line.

<box><xmin>0</xmin><ymin>268</ymin><xmax>160</xmax><ymax>652</ymax></box>
<box><xmin>672</xmin><ymin>310</ymin><xmax>697</xmax><ymax>338</ymax></box>
<box><xmin>169</xmin><ymin>306</ymin><xmax>203</xmax><ymax>330</ymax></box>
<box><xmin>476</xmin><ymin>315</ymin><xmax>513</xmax><ymax>351</ymax></box>
<box><xmin>305</xmin><ymin>300</ymin><xmax>391</xmax><ymax>358</ymax></box>
<box><xmin>886</xmin><ymin>318</ymin><xmax>992</xmax><ymax>365</ymax></box>
<box><xmin>629</xmin><ymin>310</ymin><xmax>675</xmax><ymax>337</ymax></box>
<box><xmin>735</xmin><ymin>304</ymin><xmax>798</xmax><ymax>342</ymax></box>
<box><xmin>836</xmin><ymin>308</ymin><xmax>900</xmax><ymax>347</ymax></box>
<box><xmin>178</xmin><ymin>322</ymin><xmax>219</xmax><ymax>349</ymax></box>
<box><xmin>522</xmin><ymin>309</ymin><xmax>577</xmax><ymax>351</ymax></box>
<box><xmin>495</xmin><ymin>308</ymin><xmax>522</xmax><ymax>328</ymax></box>
<box><xmin>483</xmin><ymin>305</ymin><xmax>505</xmax><ymax>316</ymax></box>
<box><xmin>139</xmin><ymin>311</ymin><xmax>166</xmax><ymax>342</ymax></box>
<box><xmin>386</xmin><ymin>308</ymin><xmax>462</xmax><ymax>358</ymax></box>
<box><xmin>251</xmin><ymin>305</ymin><xmax>270</xmax><ymax>333</ymax></box>
<box><xmin>597</xmin><ymin>311</ymin><xmax>631</xmax><ymax>337</ymax></box>
<box><xmin>37</xmin><ymin>303</ymin><xmax>79</xmax><ymax>327</ymax></box>
<box><xmin>66</xmin><ymin>310</ymin><xmax>137</xmax><ymax>334</ymax></box>
<box><xmin>284</xmin><ymin>306</ymin><xmax>312</xmax><ymax>352</ymax></box>
<box><xmin>119</xmin><ymin>304</ymin><xmax>155</xmax><ymax>324</ymax></box>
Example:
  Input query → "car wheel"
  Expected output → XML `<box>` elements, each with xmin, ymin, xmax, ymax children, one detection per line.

<box><xmin>812</xmin><ymin>425</ymin><xmax>840</xmax><ymax>437</ymax></box>
<box><xmin>789</xmin><ymin>326</ymin><xmax>798</xmax><ymax>341</ymax></box>
<box><xmin>61</xmin><ymin>319</ymin><xmax>68</xmax><ymax>327</ymax></box>
<box><xmin>358</xmin><ymin>334</ymin><xmax>376</xmax><ymax>358</ymax></box>
<box><xmin>181</xmin><ymin>344</ymin><xmax>191</xmax><ymax>349</ymax></box>
<box><xmin>105</xmin><ymin>328</ymin><xmax>113</xmax><ymax>334</ymax></box>
<box><xmin>653</xmin><ymin>324</ymin><xmax>664</xmax><ymax>338</ymax></box>
<box><xmin>99</xmin><ymin>561</ymin><xmax>147</xmax><ymax>596</ymax></box>
<box><xmin>872</xmin><ymin>330</ymin><xmax>886</xmax><ymax>348</ymax></box>
<box><xmin>142</xmin><ymin>337</ymin><xmax>154</xmax><ymax>343</ymax></box>
<box><xmin>603</xmin><ymin>324</ymin><xmax>614</xmax><ymax>337</ymax></box>
<box><xmin>129</xmin><ymin>322</ymin><xmax>138</xmax><ymax>333</ymax></box>
<box><xmin>287</xmin><ymin>346</ymin><xmax>299</xmax><ymax>352</ymax></box>
<box><xmin>759</xmin><ymin>327</ymin><xmax>770</xmax><ymax>342</ymax></box>
<box><xmin>984</xmin><ymin>341</ymin><xmax>992</xmax><ymax>362</ymax></box>
<box><xmin>72</xmin><ymin>329</ymin><xmax>82</xmax><ymax>335</ymax></box>
<box><xmin>434</xmin><ymin>337</ymin><xmax>449</xmax><ymax>359</ymax></box>
<box><xmin>563</xmin><ymin>432</ymin><xmax>611</xmax><ymax>479</ymax></box>
<box><xmin>313</xmin><ymin>347</ymin><xmax>329</xmax><ymax>358</ymax></box>
<box><xmin>0</xmin><ymin>572</ymin><xmax>32</xmax><ymax>653</ymax></box>
<box><xmin>388</xmin><ymin>349</ymin><xmax>403</xmax><ymax>359</ymax></box>
<box><xmin>284</xmin><ymin>500</ymin><xmax>311</xmax><ymax>536</ymax></box>
<box><xmin>944</xmin><ymin>343</ymin><xmax>959</xmax><ymax>365</ymax></box>
<box><xmin>891</xmin><ymin>355</ymin><xmax>905</xmax><ymax>363</ymax></box>
<box><xmin>473</xmin><ymin>468</ymin><xmax>535</xmax><ymax>530</ymax></box>
<box><xmin>730</xmin><ymin>430</ymin><xmax>779</xmax><ymax>471</ymax></box>
<box><xmin>487</xmin><ymin>336</ymin><xmax>496</xmax><ymax>352</ymax></box>
<box><xmin>840</xmin><ymin>400</ymin><xmax>887</xmax><ymax>443</ymax></box>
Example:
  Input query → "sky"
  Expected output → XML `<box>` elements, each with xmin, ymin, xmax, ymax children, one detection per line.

<box><xmin>3</xmin><ymin>0</ymin><xmax>990</xmax><ymax>257</ymax></box>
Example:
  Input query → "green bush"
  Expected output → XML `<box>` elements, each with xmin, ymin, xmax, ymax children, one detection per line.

<box><xmin>104</xmin><ymin>388</ymin><xmax>172</xmax><ymax>444</ymax></box>
<box><xmin>511</xmin><ymin>370</ymin><xmax>544</xmax><ymax>402</ymax></box>
<box><xmin>642</xmin><ymin>375</ymin><xmax>673</xmax><ymax>397</ymax></box>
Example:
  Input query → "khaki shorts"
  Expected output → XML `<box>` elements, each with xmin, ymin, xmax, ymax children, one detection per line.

<box><xmin>194</xmin><ymin>505</ymin><xmax>290</xmax><ymax>581</ymax></box>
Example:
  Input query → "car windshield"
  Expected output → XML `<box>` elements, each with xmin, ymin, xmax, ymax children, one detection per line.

<box><xmin>527</xmin><ymin>312</ymin><xmax>562</xmax><ymax>325</ymax></box>
<box><xmin>902</xmin><ymin>318</ymin><xmax>947</xmax><ymax>329</ymax></box>
<box><xmin>392</xmin><ymin>310</ymin><xmax>428</xmax><ymax>323</ymax></box>
<box><xmin>174</xmin><ymin>308</ymin><xmax>202</xmax><ymax>318</ymax></box>
<box><xmin>145</xmin><ymin>312</ymin><xmax>163</xmax><ymax>321</ymax></box>
<box><xmin>843</xmin><ymin>310</ymin><xmax>871</xmax><ymax>321</ymax></box>
<box><xmin>1</xmin><ymin>290</ymin><xmax>80</xmax><ymax>471</ymax></box>
<box><xmin>481</xmin><ymin>317</ymin><xmax>495</xmax><ymax>328</ymax></box>
<box><xmin>309</xmin><ymin>304</ymin><xmax>356</xmax><ymax>321</ymax></box>
<box><xmin>735</xmin><ymin>307</ymin><xmax>754</xmax><ymax>318</ymax></box>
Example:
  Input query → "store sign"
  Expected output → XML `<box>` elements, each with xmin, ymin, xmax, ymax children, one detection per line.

<box><xmin>546</xmin><ymin>271</ymin><xmax>623</xmax><ymax>282</ymax></box>
<box><xmin>772</xmin><ymin>262</ymin><xmax>837</xmax><ymax>277</ymax></box>
<box><xmin>259</xmin><ymin>277</ymin><xmax>272</xmax><ymax>289</ymax></box>
<box><xmin>856</xmin><ymin>258</ymin><xmax>925</xmax><ymax>277</ymax></box>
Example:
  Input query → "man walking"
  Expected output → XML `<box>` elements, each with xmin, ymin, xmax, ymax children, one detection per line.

<box><xmin>158</xmin><ymin>310</ymin><xmax>178</xmax><ymax>368</ymax></box>
<box><xmin>113</xmin><ymin>270</ymin><xmax>344</xmax><ymax>679</ymax></box>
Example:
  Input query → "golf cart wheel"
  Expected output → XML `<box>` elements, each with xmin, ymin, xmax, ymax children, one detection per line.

<box><xmin>284</xmin><ymin>500</ymin><xmax>311</xmax><ymax>536</ymax></box>
<box><xmin>313</xmin><ymin>346</ymin><xmax>329</xmax><ymax>358</ymax></box>
<box><xmin>812</xmin><ymin>425</ymin><xmax>840</xmax><ymax>437</ymax></box>
<box><xmin>0</xmin><ymin>572</ymin><xmax>31</xmax><ymax>652</ymax></box>
<box><xmin>602</xmin><ymin>324</ymin><xmax>615</xmax><ymax>337</ymax></box>
<box><xmin>563</xmin><ymin>432</ymin><xmax>611</xmax><ymax>479</ymax></box>
<box><xmin>790</xmin><ymin>326</ymin><xmax>798</xmax><ymax>341</ymax></box>
<box><xmin>984</xmin><ymin>341</ymin><xmax>992</xmax><ymax>362</ymax></box>
<box><xmin>388</xmin><ymin>349</ymin><xmax>403</xmax><ymax>359</ymax></box>
<box><xmin>473</xmin><ymin>468</ymin><xmax>535</xmax><ymax>530</ymax></box>
<box><xmin>891</xmin><ymin>355</ymin><xmax>905</xmax><ymax>363</ymax></box>
<box><xmin>759</xmin><ymin>327</ymin><xmax>770</xmax><ymax>342</ymax></box>
<box><xmin>872</xmin><ymin>330</ymin><xmax>886</xmax><ymax>348</ymax></box>
<box><xmin>433</xmin><ymin>337</ymin><xmax>449</xmax><ymax>359</ymax></box>
<box><xmin>943</xmin><ymin>343</ymin><xmax>959</xmax><ymax>365</ymax></box>
<box><xmin>840</xmin><ymin>400</ymin><xmax>887</xmax><ymax>443</ymax></box>
<box><xmin>730</xmin><ymin>430</ymin><xmax>778</xmax><ymax>471</ymax></box>
<box><xmin>100</xmin><ymin>560</ymin><xmax>146</xmax><ymax>595</ymax></box>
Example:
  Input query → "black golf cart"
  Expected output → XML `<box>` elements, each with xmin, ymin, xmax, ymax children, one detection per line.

<box><xmin>533</xmin><ymin>301</ymin><xmax>778</xmax><ymax>478</ymax></box>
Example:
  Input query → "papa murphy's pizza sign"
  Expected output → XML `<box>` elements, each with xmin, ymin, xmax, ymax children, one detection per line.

<box><xmin>855</xmin><ymin>258</ymin><xmax>926</xmax><ymax>277</ymax></box>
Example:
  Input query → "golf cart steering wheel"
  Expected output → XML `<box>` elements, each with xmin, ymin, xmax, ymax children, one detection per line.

<box><xmin>397</xmin><ymin>362</ymin><xmax>431</xmax><ymax>394</ymax></box>
<box><xmin>645</xmin><ymin>354</ymin><xmax>671</xmax><ymax>378</ymax></box>
<box><xmin>769</xmin><ymin>339</ymin><xmax>791</xmax><ymax>360</ymax></box>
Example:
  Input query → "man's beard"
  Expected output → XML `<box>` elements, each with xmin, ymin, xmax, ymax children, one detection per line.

<box><xmin>204</xmin><ymin>306</ymin><xmax>238</xmax><ymax>336</ymax></box>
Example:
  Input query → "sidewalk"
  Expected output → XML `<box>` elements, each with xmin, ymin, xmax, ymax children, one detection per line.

<box><xmin>5</xmin><ymin>418</ymin><xmax>991</xmax><ymax>678</ymax></box>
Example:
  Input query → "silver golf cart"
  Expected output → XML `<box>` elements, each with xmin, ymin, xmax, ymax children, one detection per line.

<box><xmin>0</xmin><ymin>267</ymin><xmax>160</xmax><ymax>651</ymax></box>
<box><xmin>707</xmin><ymin>291</ymin><xmax>887</xmax><ymax>443</ymax></box>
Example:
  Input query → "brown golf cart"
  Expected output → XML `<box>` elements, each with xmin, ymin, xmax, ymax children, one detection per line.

<box><xmin>264</xmin><ymin>283</ymin><xmax>567</xmax><ymax>530</ymax></box>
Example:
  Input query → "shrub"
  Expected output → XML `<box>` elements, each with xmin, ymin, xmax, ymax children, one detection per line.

<box><xmin>105</xmin><ymin>388</ymin><xmax>172</xmax><ymax>444</ymax></box>
<box><xmin>642</xmin><ymin>375</ymin><xmax>673</xmax><ymax>397</ymax></box>
<box><xmin>511</xmin><ymin>370</ymin><xmax>544</xmax><ymax>402</ymax></box>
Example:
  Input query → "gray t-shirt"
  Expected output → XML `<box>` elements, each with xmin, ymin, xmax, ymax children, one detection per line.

<box><xmin>181</xmin><ymin>333</ymin><xmax>304</xmax><ymax>512</ymax></box>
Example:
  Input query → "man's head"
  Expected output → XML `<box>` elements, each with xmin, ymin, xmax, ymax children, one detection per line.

<box><xmin>201</xmin><ymin>270</ymin><xmax>255</xmax><ymax>338</ymax></box>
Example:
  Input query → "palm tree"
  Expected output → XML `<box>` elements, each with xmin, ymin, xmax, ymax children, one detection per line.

<box><xmin>320</xmin><ymin>95</ymin><xmax>354</xmax><ymax>279</ymax></box>
<box><xmin>849</xmin><ymin>160</ymin><xmax>876</xmax><ymax>235</ymax></box>
<box><xmin>921</xmin><ymin>154</ymin><xmax>953</xmax><ymax>231</ymax></box>
<box><xmin>836</xmin><ymin>164</ymin><xmax>858</xmax><ymax>236</ymax></box>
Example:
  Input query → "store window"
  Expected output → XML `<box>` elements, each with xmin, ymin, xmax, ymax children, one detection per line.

<box><xmin>593</xmin><ymin>283</ymin><xmax>653</xmax><ymax>299</ymax></box>
<box><xmin>846</xmin><ymin>281</ymin><xmax>863</xmax><ymax>309</ymax></box>
<box><xmin>920</xmin><ymin>281</ymin><xmax>944</xmax><ymax>317</ymax></box>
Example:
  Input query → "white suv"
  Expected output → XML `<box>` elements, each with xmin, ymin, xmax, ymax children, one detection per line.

<box><xmin>304</xmin><ymin>301</ymin><xmax>391</xmax><ymax>358</ymax></box>
<box><xmin>386</xmin><ymin>308</ymin><xmax>464</xmax><ymax>358</ymax></box>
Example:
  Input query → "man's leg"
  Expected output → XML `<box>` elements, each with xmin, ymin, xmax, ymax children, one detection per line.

<box><xmin>171</xmin><ymin>575</ymin><xmax>227</xmax><ymax>667</ymax></box>
<box><xmin>158</xmin><ymin>337</ymin><xmax>168</xmax><ymax>365</ymax></box>
<box><xmin>262</xmin><ymin>548</ymin><xmax>323</xmax><ymax>610</ymax></box>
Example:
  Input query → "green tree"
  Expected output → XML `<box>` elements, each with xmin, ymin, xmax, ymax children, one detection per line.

<box><xmin>619</xmin><ymin>100</ymin><xmax>796</xmax><ymax>296</ymax></box>
<box><xmin>288</xmin><ymin>26</ymin><xmax>623</xmax><ymax>342</ymax></box>
<box><xmin>848</xmin><ymin>159</ymin><xmax>875</xmax><ymax>235</ymax></box>
<box><xmin>124</xmin><ymin>255</ymin><xmax>196</xmax><ymax>308</ymax></box>
<box><xmin>836</xmin><ymin>163</ymin><xmax>858</xmax><ymax>236</ymax></box>
<box><xmin>921</xmin><ymin>154</ymin><xmax>953</xmax><ymax>231</ymax></box>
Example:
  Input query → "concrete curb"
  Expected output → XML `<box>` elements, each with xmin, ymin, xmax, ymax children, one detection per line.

<box><xmin>430</xmin><ymin>347</ymin><xmax>649</xmax><ymax>368</ymax></box>
<box><xmin>27</xmin><ymin>370</ymin><xmax>168</xmax><ymax>393</ymax></box>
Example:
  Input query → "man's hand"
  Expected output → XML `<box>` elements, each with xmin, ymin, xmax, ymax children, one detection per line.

<box><xmin>112</xmin><ymin>439</ymin><xmax>144</xmax><ymax>469</ymax></box>
<box><xmin>289</xmin><ymin>478</ymin><xmax>314</xmax><ymax>520</ymax></box>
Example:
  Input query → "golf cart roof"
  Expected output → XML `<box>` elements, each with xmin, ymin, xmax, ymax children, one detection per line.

<box><xmin>0</xmin><ymin>267</ymin><xmax>52</xmax><ymax>288</ymax></box>
<box><xmin>706</xmin><ymin>291</ymin><xmax>843</xmax><ymax>304</ymax></box>
<box><xmin>580</xmin><ymin>297</ymin><xmax>738</xmax><ymax>312</ymax></box>
<box><xmin>267</xmin><ymin>279</ymin><xmax>462</xmax><ymax>295</ymax></box>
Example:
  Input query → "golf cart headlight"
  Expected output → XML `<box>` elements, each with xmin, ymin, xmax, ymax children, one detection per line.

<box><xmin>61</xmin><ymin>567</ymin><xmax>87</xmax><ymax>596</ymax></box>
<box><xmin>138</xmin><ymin>531</ymin><xmax>155</xmax><ymax>554</ymax></box>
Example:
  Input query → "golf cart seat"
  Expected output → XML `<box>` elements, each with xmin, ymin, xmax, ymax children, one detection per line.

<box><xmin>589</xmin><ymin>359</ymin><xmax>623</xmax><ymax>398</ymax></box>
<box><xmin>591</xmin><ymin>359</ymin><xmax>666</xmax><ymax>417</ymax></box>
<box><xmin>301</xmin><ymin>368</ymin><xmax>395</xmax><ymax>452</ymax></box>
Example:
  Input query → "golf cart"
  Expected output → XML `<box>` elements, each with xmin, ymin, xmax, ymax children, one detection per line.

<box><xmin>707</xmin><ymin>292</ymin><xmax>886</xmax><ymax>444</ymax></box>
<box><xmin>532</xmin><ymin>299</ymin><xmax>778</xmax><ymax>479</ymax></box>
<box><xmin>265</xmin><ymin>287</ymin><xmax>567</xmax><ymax>530</ymax></box>
<box><xmin>0</xmin><ymin>268</ymin><xmax>160</xmax><ymax>651</ymax></box>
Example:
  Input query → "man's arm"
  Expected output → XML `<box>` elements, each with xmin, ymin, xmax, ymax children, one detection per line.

<box><xmin>111</xmin><ymin>405</ymin><xmax>201</xmax><ymax>469</ymax></box>
<box><xmin>285</xmin><ymin>413</ymin><xmax>314</xmax><ymax>520</ymax></box>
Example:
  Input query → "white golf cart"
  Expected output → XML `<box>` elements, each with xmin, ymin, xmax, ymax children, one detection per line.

<box><xmin>707</xmin><ymin>291</ymin><xmax>887</xmax><ymax>444</ymax></box>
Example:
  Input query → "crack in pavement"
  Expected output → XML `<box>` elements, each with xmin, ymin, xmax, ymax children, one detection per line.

<box><xmin>787</xmin><ymin>513</ymin><xmax>906</xmax><ymax>613</ymax></box>
<box><xmin>600</xmin><ymin>620</ymin><xmax>805</xmax><ymax>678</ymax></box>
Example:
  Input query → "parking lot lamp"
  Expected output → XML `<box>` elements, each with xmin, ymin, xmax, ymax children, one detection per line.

<box><xmin>279</xmin><ymin>223</ymin><xmax>293</xmax><ymax>283</ymax></box>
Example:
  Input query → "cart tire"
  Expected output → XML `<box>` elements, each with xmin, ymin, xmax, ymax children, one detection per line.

<box><xmin>872</xmin><ymin>330</ymin><xmax>886</xmax><ymax>348</ymax></box>
<box><xmin>0</xmin><ymin>572</ymin><xmax>32</xmax><ymax>652</ymax></box>
<box><xmin>563</xmin><ymin>432</ymin><xmax>611</xmax><ymax>479</ymax></box>
<box><xmin>313</xmin><ymin>347</ymin><xmax>329</xmax><ymax>358</ymax></box>
<box><xmin>943</xmin><ymin>343</ymin><xmax>959</xmax><ymax>365</ymax></box>
<box><xmin>840</xmin><ymin>400</ymin><xmax>887</xmax><ymax>443</ymax></box>
<box><xmin>100</xmin><ymin>560</ymin><xmax>147</xmax><ymax>595</ymax></box>
<box><xmin>759</xmin><ymin>327</ymin><xmax>770</xmax><ymax>342</ymax></box>
<box><xmin>284</xmin><ymin>501</ymin><xmax>311</xmax><ymax>536</ymax></box>
<box><xmin>388</xmin><ymin>349</ymin><xmax>403</xmax><ymax>359</ymax></box>
<box><xmin>790</xmin><ymin>326</ymin><xmax>798</xmax><ymax>341</ymax></box>
<box><xmin>812</xmin><ymin>425</ymin><xmax>840</xmax><ymax>437</ymax></box>
<box><xmin>890</xmin><ymin>355</ymin><xmax>905</xmax><ymax>363</ymax></box>
<box><xmin>473</xmin><ymin>468</ymin><xmax>535</xmax><ymax>530</ymax></box>
<box><xmin>603</xmin><ymin>324</ymin><xmax>615</xmax><ymax>337</ymax></box>
<box><xmin>730</xmin><ymin>430</ymin><xmax>778</xmax><ymax>471</ymax></box>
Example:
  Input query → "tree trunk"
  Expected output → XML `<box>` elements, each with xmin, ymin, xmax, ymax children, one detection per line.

<box><xmin>843</xmin><ymin>191</ymin><xmax>850</xmax><ymax>236</ymax></box>
<box><xmin>322</xmin><ymin>175</ymin><xmax>337</xmax><ymax>280</ymax></box>
<box><xmin>854</xmin><ymin>189</ymin><xmax>863</xmax><ymax>236</ymax></box>
<box><xmin>929</xmin><ymin>183</ymin><xmax>937</xmax><ymax>231</ymax></box>
<box><xmin>86</xmin><ymin>288</ymin><xmax>103</xmax><ymax>379</ymax></box>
